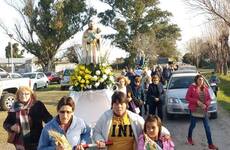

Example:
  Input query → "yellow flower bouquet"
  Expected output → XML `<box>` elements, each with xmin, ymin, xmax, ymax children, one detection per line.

<box><xmin>70</xmin><ymin>63</ymin><xmax>115</xmax><ymax>91</ymax></box>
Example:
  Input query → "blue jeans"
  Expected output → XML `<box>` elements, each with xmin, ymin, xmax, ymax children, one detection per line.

<box><xmin>188</xmin><ymin>113</ymin><xmax>213</xmax><ymax>144</ymax></box>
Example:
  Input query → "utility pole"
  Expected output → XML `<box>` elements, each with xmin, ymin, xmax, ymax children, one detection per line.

<box><xmin>8</xmin><ymin>34</ymin><xmax>14</xmax><ymax>73</ymax></box>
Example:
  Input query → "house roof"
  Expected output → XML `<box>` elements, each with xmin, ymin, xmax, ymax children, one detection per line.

<box><xmin>0</xmin><ymin>58</ymin><xmax>32</xmax><ymax>64</ymax></box>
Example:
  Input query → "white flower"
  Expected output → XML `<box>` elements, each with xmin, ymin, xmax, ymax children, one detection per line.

<box><xmin>96</xmin><ymin>70</ymin><xmax>101</xmax><ymax>75</ymax></box>
<box><xmin>92</xmin><ymin>75</ymin><xmax>98</xmax><ymax>81</ymax></box>
<box><xmin>86</xmin><ymin>85</ymin><xmax>92</xmax><ymax>89</ymax></box>
<box><xmin>102</xmin><ymin>63</ymin><xmax>106</xmax><ymax>67</ymax></box>
<box><xmin>109</xmin><ymin>76</ymin><xmax>114</xmax><ymax>82</ymax></box>
<box><xmin>102</xmin><ymin>74</ymin><xmax>108</xmax><ymax>80</ymax></box>
<box><xmin>95</xmin><ymin>82</ymin><xmax>100</xmax><ymax>87</ymax></box>
<box><xmin>104</xmin><ymin>69</ymin><xmax>111</xmax><ymax>74</ymax></box>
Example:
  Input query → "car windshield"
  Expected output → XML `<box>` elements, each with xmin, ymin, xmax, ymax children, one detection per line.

<box><xmin>178</xmin><ymin>66</ymin><xmax>197</xmax><ymax>71</ymax></box>
<box><xmin>168</xmin><ymin>76</ymin><xmax>209</xmax><ymax>89</ymax></box>
<box><xmin>64</xmin><ymin>69</ymin><xmax>74</xmax><ymax>76</ymax></box>
<box><xmin>168</xmin><ymin>76</ymin><xmax>195</xmax><ymax>89</ymax></box>
<box><xmin>23</xmin><ymin>73</ymin><xmax>36</xmax><ymax>79</ymax></box>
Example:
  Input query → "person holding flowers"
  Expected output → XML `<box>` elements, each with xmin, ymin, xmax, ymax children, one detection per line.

<box><xmin>38</xmin><ymin>96</ymin><xmax>91</xmax><ymax>150</ymax></box>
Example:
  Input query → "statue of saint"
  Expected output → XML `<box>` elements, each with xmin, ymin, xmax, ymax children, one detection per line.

<box><xmin>136</xmin><ymin>50</ymin><xmax>145</xmax><ymax>67</ymax></box>
<box><xmin>82</xmin><ymin>20</ymin><xmax>101</xmax><ymax>64</ymax></box>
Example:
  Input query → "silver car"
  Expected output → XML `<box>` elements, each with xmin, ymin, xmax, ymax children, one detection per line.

<box><xmin>165</xmin><ymin>72</ymin><xmax>218</xmax><ymax>119</ymax></box>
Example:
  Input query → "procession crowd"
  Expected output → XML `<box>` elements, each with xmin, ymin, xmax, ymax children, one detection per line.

<box><xmin>2</xmin><ymin>65</ymin><xmax>219</xmax><ymax>150</ymax></box>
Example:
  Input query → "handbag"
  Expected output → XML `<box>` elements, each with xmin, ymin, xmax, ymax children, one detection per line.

<box><xmin>7</xmin><ymin>132</ymin><xmax>16</xmax><ymax>144</ymax></box>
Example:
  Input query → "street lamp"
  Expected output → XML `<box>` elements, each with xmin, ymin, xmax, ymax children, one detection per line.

<box><xmin>8</xmin><ymin>34</ymin><xmax>14</xmax><ymax>73</ymax></box>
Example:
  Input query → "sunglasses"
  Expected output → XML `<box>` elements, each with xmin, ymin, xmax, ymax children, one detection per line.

<box><xmin>59</xmin><ymin>110</ymin><xmax>72</xmax><ymax>114</ymax></box>
<box><xmin>20</xmin><ymin>93</ymin><xmax>30</xmax><ymax>96</ymax></box>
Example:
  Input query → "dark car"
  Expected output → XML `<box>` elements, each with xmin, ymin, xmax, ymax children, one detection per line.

<box><xmin>45</xmin><ymin>72</ymin><xmax>61</xmax><ymax>84</ymax></box>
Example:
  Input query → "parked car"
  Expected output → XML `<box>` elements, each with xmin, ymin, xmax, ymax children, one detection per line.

<box><xmin>177</xmin><ymin>65</ymin><xmax>197</xmax><ymax>71</ymax></box>
<box><xmin>8</xmin><ymin>73</ymin><xmax>23</xmax><ymax>78</ymax></box>
<box><xmin>22</xmin><ymin>72</ymin><xmax>49</xmax><ymax>90</ymax></box>
<box><xmin>0</xmin><ymin>72</ymin><xmax>23</xmax><ymax>79</ymax></box>
<box><xmin>0</xmin><ymin>77</ymin><xmax>30</xmax><ymax>110</ymax></box>
<box><xmin>165</xmin><ymin>72</ymin><xmax>218</xmax><ymax>119</ymax></box>
<box><xmin>0</xmin><ymin>68</ymin><xmax>8</xmax><ymax>78</ymax></box>
<box><xmin>60</xmin><ymin>68</ymin><xmax>74</xmax><ymax>90</ymax></box>
<box><xmin>45</xmin><ymin>72</ymin><xmax>61</xmax><ymax>84</ymax></box>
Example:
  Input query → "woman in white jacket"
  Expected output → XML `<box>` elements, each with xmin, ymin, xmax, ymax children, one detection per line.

<box><xmin>93</xmin><ymin>91</ymin><xmax>144</xmax><ymax>150</ymax></box>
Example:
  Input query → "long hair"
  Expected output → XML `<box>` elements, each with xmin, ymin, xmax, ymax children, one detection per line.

<box><xmin>144</xmin><ymin>115</ymin><xmax>162</xmax><ymax>139</ymax></box>
<box><xmin>194</xmin><ymin>74</ymin><xmax>206</xmax><ymax>90</ymax></box>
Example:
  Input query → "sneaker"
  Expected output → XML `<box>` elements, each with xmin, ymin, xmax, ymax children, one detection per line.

<box><xmin>187</xmin><ymin>137</ymin><xmax>194</xmax><ymax>145</ymax></box>
<box><xmin>208</xmin><ymin>144</ymin><xmax>218</xmax><ymax>150</ymax></box>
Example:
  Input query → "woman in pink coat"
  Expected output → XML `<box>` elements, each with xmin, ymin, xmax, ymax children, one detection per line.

<box><xmin>186</xmin><ymin>74</ymin><xmax>218</xmax><ymax>150</ymax></box>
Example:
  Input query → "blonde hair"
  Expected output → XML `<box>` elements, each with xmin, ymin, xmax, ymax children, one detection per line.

<box><xmin>116</xmin><ymin>75</ymin><xmax>130</xmax><ymax>85</ymax></box>
<box><xmin>16</xmin><ymin>86</ymin><xmax>37</xmax><ymax>101</ymax></box>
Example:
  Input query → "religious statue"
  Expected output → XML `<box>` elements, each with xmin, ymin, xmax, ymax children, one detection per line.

<box><xmin>136</xmin><ymin>50</ymin><xmax>145</xmax><ymax>68</ymax></box>
<box><xmin>82</xmin><ymin>20</ymin><xmax>101</xmax><ymax>64</ymax></box>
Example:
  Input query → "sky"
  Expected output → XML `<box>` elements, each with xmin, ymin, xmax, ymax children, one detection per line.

<box><xmin>0</xmin><ymin>0</ymin><xmax>207</xmax><ymax>60</ymax></box>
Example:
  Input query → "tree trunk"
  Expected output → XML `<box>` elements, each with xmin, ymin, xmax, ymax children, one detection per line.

<box><xmin>223</xmin><ymin>61</ymin><xmax>228</xmax><ymax>75</ymax></box>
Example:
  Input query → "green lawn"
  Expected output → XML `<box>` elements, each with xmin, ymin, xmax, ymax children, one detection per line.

<box><xmin>201</xmin><ymin>71</ymin><xmax>230</xmax><ymax>112</ymax></box>
<box><xmin>218</xmin><ymin>75</ymin><xmax>230</xmax><ymax>111</ymax></box>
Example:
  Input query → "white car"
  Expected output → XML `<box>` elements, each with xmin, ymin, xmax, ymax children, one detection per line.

<box><xmin>23</xmin><ymin>72</ymin><xmax>49</xmax><ymax>90</ymax></box>
<box><xmin>8</xmin><ymin>73</ymin><xmax>23</xmax><ymax>78</ymax></box>
<box><xmin>165</xmin><ymin>72</ymin><xmax>218</xmax><ymax>119</ymax></box>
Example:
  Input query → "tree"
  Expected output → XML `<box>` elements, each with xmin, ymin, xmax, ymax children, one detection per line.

<box><xmin>0</xmin><ymin>0</ymin><xmax>96</xmax><ymax>71</ymax></box>
<box><xmin>98</xmin><ymin>0</ymin><xmax>181</xmax><ymax>65</ymax></box>
<box><xmin>185</xmin><ymin>0</ymin><xmax>230</xmax><ymax>75</ymax></box>
<box><xmin>62</xmin><ymin>45</ymin><xmax>80</xmax><ymax>64</ymax></box>
<box><xmin>5</xmin><ymin>42</ymin><xmax>24</xmax><ymax>58</ymax></box>
<box><xmin>182</xmin><ymin>53</ymin><xmax>194</xmax><ymax>64</ymax></box>
<box><xmin>185</xmin><ymin>0</ymin><xmax>230</xmax><ymax>27</ymax></box>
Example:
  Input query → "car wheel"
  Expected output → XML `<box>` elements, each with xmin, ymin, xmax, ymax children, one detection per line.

<box><xmin>210</xmin><ymin>112</ymin><xmax>218</xmax><ymax>119</ymax></box>
<box><xmin>44</xmin><ymin>82</ymin><xmax>48</xmax><ymax>88</ymax></box>
<box><xmin>33</xmin><ymin>84</ymin><xmax>37</xmax><ymax>90</ymax></box>
<box><xmin>0</xmin><ymin>93</ymin><xmax>15</xmax><ymax>111</ymax></box>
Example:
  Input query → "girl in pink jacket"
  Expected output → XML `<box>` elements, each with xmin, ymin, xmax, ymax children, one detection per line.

<box><xmin>137</xmin><ymin>115</ymin><xmax>174</xmax><ymax>150</ymax></box>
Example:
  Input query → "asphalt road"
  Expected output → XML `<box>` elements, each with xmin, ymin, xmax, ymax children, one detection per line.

<box><xmin>164</xmin><ymin>104</ymin><xmax>230</xmax><ymax>150</ymax></box>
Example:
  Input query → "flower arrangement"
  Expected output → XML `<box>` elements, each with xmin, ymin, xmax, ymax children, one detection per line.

<box><xmin>70</xmin><ymin>63</ymin><xmax>115</xmax><ymax>91</ymax></box>
<box><xmin>48</xmin><ymin>130</ymin><xmax>72</xmax><ymax>150</ymax></box>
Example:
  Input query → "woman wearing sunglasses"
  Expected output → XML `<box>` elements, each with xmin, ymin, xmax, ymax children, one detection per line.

<box><xmin>38</xmin><ymin>96</ymin><xmax>91</xmax><ymax>150</ymax></box>
<box><xmin>3</xmin><ymin>86</ymin><xmax>52</xmax><ymax>150</ymax></box>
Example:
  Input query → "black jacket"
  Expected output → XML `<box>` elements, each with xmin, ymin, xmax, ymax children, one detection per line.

<box><xmin>147</xmin><ymin>83</ymin><xmax>164</xmax><ymax>104</ymax></box>
<box><xmin>3</xmin><ymin>100</ymin><xmax>52</xmax><ymax>149</ymax></box>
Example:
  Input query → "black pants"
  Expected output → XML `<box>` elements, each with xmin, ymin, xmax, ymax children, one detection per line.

<box><xmin>148</xmin><ymin>101</ymin><xmax>163</xmax><ymax>120</ymax></box>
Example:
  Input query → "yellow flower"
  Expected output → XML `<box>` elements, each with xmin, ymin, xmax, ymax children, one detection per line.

<box><xmin>80</xmin><ymin>79</ymin><xmax>85</xmax><ymax>83</ymax></box>
<box><xmin>77</xmin><ymin>76</ymin><xmax>82</xmax><ymax>81</ymax></box>
<box><xmin>79</xmin><ymin>65</ymin><xmax>86</xmax><ymax>71</ymax></box>
<box><xmin>85</xmin><ymin>80</ymin><xmax>90</xmax><ymax>84</ymax></box>
<box><xmin>79</xmin><ymin>71</ymin><xmax>84</xmax><ymax>75</ymax></box>
<box><xmin>85</xmin><ymin>69</ymin><xmax>91</xmax><ymax>74</ymax></box>
<box><xmin>85</xmin><ymin>74</ymin><xmax>91</xmax><ymax>80</ymax></box>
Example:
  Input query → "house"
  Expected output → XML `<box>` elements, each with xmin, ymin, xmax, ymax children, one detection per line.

<box><xmin>0</xmin><ymin>57</ymin><xmax>41</xmax><ymax>73</ymax></box>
